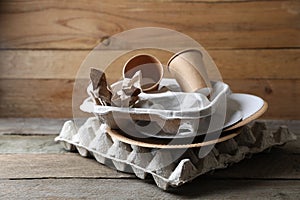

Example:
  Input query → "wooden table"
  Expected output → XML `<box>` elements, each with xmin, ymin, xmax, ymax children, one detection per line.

<box><xmin>0</xmin><ymin>118</ymin><xmax>299</xmax><ymax>199</ymax></box>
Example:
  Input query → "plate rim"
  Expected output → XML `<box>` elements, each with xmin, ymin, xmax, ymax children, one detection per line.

<box><xmin>106</xmin><ymin>100</ymin><xmax>268</xmax><ymax>149</ymax></box>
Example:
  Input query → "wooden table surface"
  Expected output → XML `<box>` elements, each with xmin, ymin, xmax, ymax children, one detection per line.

<box><xmin>0</xmin><ymin>118</ymin><xmax>299</xmax><ymax>199</ymax></box>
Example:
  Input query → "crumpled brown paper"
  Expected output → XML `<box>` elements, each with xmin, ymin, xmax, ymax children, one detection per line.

<box><xmin>110</xmin><ymin>71</ymin><xmax>142</xmax><ymax>107</ymax></box>
<box><xmin>90</xmin><ymin>68</ymin><xmax>112</xmax><ymax>105</ymax></box>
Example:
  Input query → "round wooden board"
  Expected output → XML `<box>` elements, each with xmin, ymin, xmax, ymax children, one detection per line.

<box><xmin>106</xmin><ymin>101</ymin><xmax>268</xmax><ymax>149</ymax></box>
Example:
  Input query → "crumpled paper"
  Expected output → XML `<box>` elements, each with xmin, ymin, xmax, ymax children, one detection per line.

<box><xmin>110</xmin><ymin>71</ymin><xmax>142</xmax><ymax>107</ymax></box>
<box><xmin>89</xmin><ymin>68</ymin><xmax>112</xmax><ymax>105</ymax></box>
<box><xmin>87</xmin><ymin>68</ymin><xmax>212</xmax><ymax>115</ymax></box>
<box><xmin>136</xmin><ymin>91</ymin><xmax>210</xmax><ymax>111</ymax></box>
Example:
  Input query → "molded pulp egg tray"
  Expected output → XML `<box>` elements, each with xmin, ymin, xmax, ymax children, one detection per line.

<box><xmin>55</xmin><ymin>118</ymin><xmax>296</xmax><ymax>190</ymax></box>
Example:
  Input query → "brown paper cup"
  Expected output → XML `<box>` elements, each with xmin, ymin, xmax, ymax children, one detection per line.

<box><xmin>123</xmin><ymin>54</ymin><xmax>164</xmax><ymax>92</ymax></box>
<box><xmin>167</xmin><ymin>49</ymin><xmax>211</xmax><ymax>93</ymax></box>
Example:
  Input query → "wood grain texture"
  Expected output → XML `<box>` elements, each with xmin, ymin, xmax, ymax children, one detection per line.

<box><xmin>0</xmin><ymin>154</ymin><xmax>134</xmax><ymax>179</ymax></box>
<box><xmin>0</xmin><ymin>79</ymin><xmax>299</xmax><ymax>118</ymax></box>
<box><xmin>1</xmin><ymin>49</ymin><xmax>299</xmax><ymax>79</ymax></box>
<box><xmin>225</xmin><ymin>79</ymin><xmax>300</xmax><ymax>119</ymax></box>
<box><xmin>0</xmin><ymin>179</ymin><xmax>299</xmax><ymax>199</ymax></box>
<box><xmin>0</xmin><ymin>118</ymin><xmax>68</xmax><ymax>135</ymax></box>
<box><xmin>0</xmin><ymin>79</ymin><xmax>74</xmax><ymax>118</ymax></box>
<box><xmin>0</xmin><ymin>0</ymin><xmax>299</xmax><ymax>49</ymax></box>
<box><xmin>0</xmin><ymin>135</ymin><xmax>64</xmax><ymax>153</ymax></box>
<box><xmin>0</xmin><ymin>119</ymin><xmax>298</xmax><ymax>198</ymax></box>
<box><xmin>0</xmin><ymin>0</ymin><xmax>299</xmax><ymax>119</ymax></box>
<box><xmin>0</xmin><ymin>0</ymin><xmax>299</xmax><ymax>196</ymax></box>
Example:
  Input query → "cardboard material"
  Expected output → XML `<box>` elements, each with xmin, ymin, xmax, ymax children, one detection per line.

<box><xmin>123</xmin><ymin>54</ymin><xmax>163</xmax><ymax>92</ymax></box>
<box><xmin>110</xmin><ymin>71</ymin><xmax>142</xmax><ymax>107</ymax></box>
<box><xmin>89</xmin><ymin>68</ymin><xmax>112</xmax><ymax>105</ymax></box>
<box><xmin>66</xmin><ymin>48</ymin><xmax>278</xmax><ymax>191</ymax></box>
<box><xmin>167</xmin><ymin>49</ymin><xmax>211</xmax><ymax>93</ymax></box>
<box><xmin>55</xmin><ymin>119</ymin><xmax>296</xmax><ymax>190</ymax></box>
<box><xmin>81</xmin><ymin>80</ymin><xmax>230</xmax><ymax>135</ymax></box>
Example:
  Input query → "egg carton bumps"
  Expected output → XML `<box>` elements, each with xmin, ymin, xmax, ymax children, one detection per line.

<box><xmin>55</xmin><ymin>117</ymin><xmax>296</xmax><ymax>190</ymax></box>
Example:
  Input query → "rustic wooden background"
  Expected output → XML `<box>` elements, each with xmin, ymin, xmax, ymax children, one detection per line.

<box><xmin>0</xmin><ymin>0</ymin><xmax>299</xmax><ymax>119</ymax></box>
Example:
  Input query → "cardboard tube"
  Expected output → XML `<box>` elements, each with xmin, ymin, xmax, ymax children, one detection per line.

<box><xmin>167</xmin><ymin>49</ymin><xmax>211</xmax><ymax>93</ymax></box>
<box><xmin>123</xmin><ymin>54</ymin><xmax>164</xmax><ymax>92</ymax></box>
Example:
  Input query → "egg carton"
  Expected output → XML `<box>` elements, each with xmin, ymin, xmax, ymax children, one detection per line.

<box><xmin>55</xmin><ymin>117</ymin><xmax>296</xmax><ymax>190</ymax></box>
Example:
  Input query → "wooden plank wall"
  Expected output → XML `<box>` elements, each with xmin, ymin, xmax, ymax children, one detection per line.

<box><xmin>0</xmin><ymin>0</ymin><xmax>299</xmax><ymax>119</ymax></box>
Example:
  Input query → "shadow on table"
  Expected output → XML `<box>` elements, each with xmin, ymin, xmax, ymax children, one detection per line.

<box><xmin>163</xmin><ymin>147</ymin><xmax>299</xmax><ymax>197</ymax></box>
